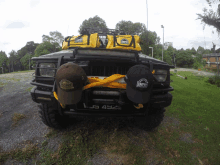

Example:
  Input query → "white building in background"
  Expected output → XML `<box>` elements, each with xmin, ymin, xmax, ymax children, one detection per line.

<box><xmin>164</xmin><ymin>42</ymin><xmax>173</xmax><ymax>50</ymax></box>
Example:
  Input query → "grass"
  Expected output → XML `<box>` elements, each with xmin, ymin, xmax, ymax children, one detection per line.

<box><xmin>1</xmin><ymin>78</ymin><xmax>21</xmax><ymax>82</ymax></box>
<box><xmin>8</xmin><ymin>70</ymin><xmax>35</xmax><ymax>74</ymax></box>
<box><xmin>0</xmin><ymin>82</ymin><xmax>7</xmax><ymax>87</ymax></box>
<box><xmin>39</xmin><ymin>121</ymin><xmax>152</xmax><ymax>165</ymax></box>
<box><xmin>0</xmin><ymin>143</ymin><xmax>40</xmax><ymax>164</ymax></box>
<box><xmin>152</xmin><ymin>71</ymin><xmax>220</xmax><ymax>164</ymax></box>
<box><xmin>12</xmin><ymin>113</ymin><xmax>26</xmax><ymax>127</ymax></box>
<box><xmin>26</xmin><ymin>87</ymin><xmax>33</xmax><ymax>92</ymax></box>
<box><xmin>1</xmin><ymin>71</ymin><xmax>220</xmax><ymax>164</ymax></box>
<box><xmin>0</xmin><ymin>69</ymin><xmax>35</xmax><ymax>75</ymax></box>
<box><xmin>37</xmin><ymin>125</ymin><xmax>110</xmax><ymax>165</ymax></box>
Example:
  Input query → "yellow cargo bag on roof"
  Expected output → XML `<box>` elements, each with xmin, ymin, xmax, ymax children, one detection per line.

<box><xmin>106</xmin><ymin>35</ymin><xmax>142</xmax><ymax>51</ymax></box>
<box><xmin>62</xmin><ymin>33</ymin><xmax>101</xmax><ymax>50</ymax></box>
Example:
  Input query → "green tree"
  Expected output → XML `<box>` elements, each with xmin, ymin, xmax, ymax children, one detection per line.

<box><xmin>7</xmin><ymin>50</ymin><xmax>17</xmax><ymax>72</ymax></box>
<box><xmin>42</xmin><ymin>31</ymin><xmax>64</xmax><ymax>47</ymax></box>
<box><xmin>204</xmin><ymin>49</ymin><xmax>212</xmax><ymax>54</ymax></box>
<box><xmin>17</xmin><ymin>41</ymin><xmax>39</xmax><ymax>60</ymax></box>
<box><xmin>197</xmin><ymin>46</ymin><xmax>205</xmax><ymax>54</ymax></box>
<box><xmin>175</xmin><ymin>50</ymin><xmax>194</xmax><ymax>68</ymax></box>
<box><xmin>163</xmin><ymin>46</ymin><xmax>174</xmax><ymax>65</ymax></box>
<box><xmin>115</xmin><ymin>20</ymin><xmax>161</xmax><ymax>59</ymax></box>
<box><xmin>115</xmin><ymin>20</ymin><xmax>146</xmax><ymax>35</ymax></box>
<box><xmin>140</xmin><ymin>30</ymin><xmax>161</xmax><ymax>55</ymax></box>
<box><xmin>216</xmin><ymin>47</ymin><xmax>220</xmax><ymax>53</ymax></box>
<box><xmin>191</xmin><ymin>47</ymin><xmax>197</xmax><ymax>54</ymax></box>
<box><xmin>0</xmin><ymin>51</ymin><xmax>9</xmax><ymax>73</ymax></box>
<box><xmin>154</xmin><ymin>44</ymin><xmax>163</xmax><ymax>60</ymax></box>
<box><xmin>192</xmin><ymin>53</ymin><xmax>207</xmax><ymax>69</ymax></box>
<box><xmin>196</xmin><ymin>0</ymin><xmax>220</xmax><ymax>36</ymax></box>
<box><xmin>34</xmin><ymin>41</ymin><xmax>58</xmax><ymax>57</ymax></box>
<box><xmin>15</xmin><ymin>41</ymin><xmax>39</xmax><ymax>71</ymax></box>
<box><xmin>78</xmin><ymin>15</ymin><xmax>108</xmax><ymax>34</ymax></box>
<box><xmin>20</xmin><ymin>53</ymin><xmax>34</xmax><ymax>70</ymax></box>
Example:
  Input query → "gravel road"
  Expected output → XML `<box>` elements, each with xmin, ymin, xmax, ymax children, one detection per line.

<box><xmin>0</xmin><ymin>70</ymin><xmax>203</xmax><ymax>165</ymax></box>
<box><xmin>170</xmin><ymin>67</ymin><xmax>217</xmax><ymax>77</ymax></box>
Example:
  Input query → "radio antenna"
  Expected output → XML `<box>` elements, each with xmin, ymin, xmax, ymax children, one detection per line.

<box><xmin>203</xmin><ymin>27</ymin><xmax>206</xmax><ymax>49</ymax></box>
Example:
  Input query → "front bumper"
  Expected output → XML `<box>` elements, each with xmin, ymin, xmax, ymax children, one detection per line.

<box><xmin>30</xmin><ymin>86</ymin><xmax>173</xmax><ymax>117</ymax></box>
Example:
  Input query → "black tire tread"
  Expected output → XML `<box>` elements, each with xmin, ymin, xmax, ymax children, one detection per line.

<box><xmin>135</xmin><ymin>108</ymin><xmax>165</xmax><ymax>131</ymax></box>
<box><xmin>38</xmin><ymin>103</ymin><xmax>70</xmax><ymax>130</ymax></box>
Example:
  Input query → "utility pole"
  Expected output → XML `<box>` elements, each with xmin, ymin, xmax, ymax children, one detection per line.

<box><xmin>146</xmin><ymin>0</ymin><xmax>148</xmax><ymax>52</ymax></box>
<box><xmin>161</xmin><ymin>25</ymin><xmax>164</xmax><ymax>61</ymax></box>
<box><xmin>29</xmin><ymin>54</ymin><xmax>30</xmax><ymax>70</ymax></box>
<box><xmin>149</xmin><ymin>47</ymin><xmax>153</xmax><ymax>58</ymax></box>
<box><xmin>146</xmin><ymin>0</ymin><xmax>149</xmax><ymax>57</ymax></box>
<box><xmin>146</xmin><ymin>0</ymin><xmax>148</xmax><ymax>31</ymax></box>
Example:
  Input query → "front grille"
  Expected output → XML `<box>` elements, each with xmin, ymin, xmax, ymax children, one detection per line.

<box><xmin>90</xmin><ymin>65</ymin><xmax>130</xmax><ymax>76</ymax></box>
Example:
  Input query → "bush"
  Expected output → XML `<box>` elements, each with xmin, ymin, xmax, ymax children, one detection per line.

<box><xmin>193</xmin><ymin>61</ymin><xmax>204</xmax><ymax>69</ymax></box>
<box><xmin>206</xmin><ymin>75</ymin><xmax>220</xmax><ymax>87</ymax></box>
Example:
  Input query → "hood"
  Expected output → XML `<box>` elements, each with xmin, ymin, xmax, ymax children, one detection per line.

<box><xmin>40</xmin><ymin>50</ymin><xmax>74</xmax><ymax>58</ymax></box>
<box><xmin>138</xmin><ymin>53</ymin><xmax>174</xmax><ymax>68</ymax></box>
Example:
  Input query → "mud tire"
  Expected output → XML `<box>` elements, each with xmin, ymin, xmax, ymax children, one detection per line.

<box><xmin>134</xmin><ymin>108</ymin><xmax>165</xmax><ymax>131</ymax></box>
<box><xmin>38</xmin><ymin>103</ymin><xmax>71</xmax><ymax>130</ymax></box>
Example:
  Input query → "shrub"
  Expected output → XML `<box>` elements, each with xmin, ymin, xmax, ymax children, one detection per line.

<box><xmin>193</xmin><ymin>61</ymin><xmax>204</xmax><ymax>69</ymax></box>
<box><xmin>206</xmin><ymin>75</ymin><xmax>220</xmax><ymax>87</ymax></box>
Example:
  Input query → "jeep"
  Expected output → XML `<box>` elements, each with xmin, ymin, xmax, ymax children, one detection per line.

<box><xmin>30</xmin><ymin>28</ymin><xmax>174</xmax><ymax>131</ymax></box>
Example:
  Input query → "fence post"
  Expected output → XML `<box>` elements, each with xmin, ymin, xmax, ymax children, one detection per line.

<box><xmin>218</xmin><ymin>62</ymin><xmax>219</xmax><ymax>76</ymax></box>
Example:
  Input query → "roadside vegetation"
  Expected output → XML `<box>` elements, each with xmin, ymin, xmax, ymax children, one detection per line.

<box><xmin>8</xmin><ymin>70</ymin><xmax>35</xmax><ymax>74</ymax></box>
<box><xmin>26</xmin><ymin>87</ymin><xmax>33</xmax><ymax>92</ymax></box>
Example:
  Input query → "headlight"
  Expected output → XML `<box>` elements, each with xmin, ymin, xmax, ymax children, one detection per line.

<box><xmin>153</xmin><ymin>69</ymin><xmax>167</xmax><ymax>82</ymax></box>
<box><xmin>39</xmin><ymin>63</ymin><xmax>56</xmax><ymax>77</ymax></box>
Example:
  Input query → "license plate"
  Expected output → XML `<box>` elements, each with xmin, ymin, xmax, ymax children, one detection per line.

<box><xmin>78</xmin><ymin>103</ymin><xmax>121</xmax><ymax>110</ymax></box>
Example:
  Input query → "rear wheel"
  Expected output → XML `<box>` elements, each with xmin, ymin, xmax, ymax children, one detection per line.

<box><xmin>134</xmin><ymin>108</ymin><xmax>165</xmax><ymax>131</ymax></box>
<box><xmin>38</xmin><ymin>103</ymin><xmax>71</xmax><ymax>130</ymax></box>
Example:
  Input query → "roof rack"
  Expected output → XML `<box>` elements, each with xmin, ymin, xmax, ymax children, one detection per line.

<box><xmin>80</xmin><ymin>28</ymin><xmax>126</xmax><ymax>37</ymax></box>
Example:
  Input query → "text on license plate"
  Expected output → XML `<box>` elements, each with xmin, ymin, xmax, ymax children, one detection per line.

<box><xmin>83</xmin><ymin>103</ymin><xmax>121</xmax><ymax>110</ymax></box>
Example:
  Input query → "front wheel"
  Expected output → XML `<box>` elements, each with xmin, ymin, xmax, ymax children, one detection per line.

<box><xmin>134</xmin><ymin>108</ymin><xmax>165</xmax><ymax>131</ymax></box>
<box><xmin>38</xmin><ymin>103</ymin><xmax>71</xmax><ymax>130</ymax></box>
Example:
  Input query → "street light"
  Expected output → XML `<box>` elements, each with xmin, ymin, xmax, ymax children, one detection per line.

<box><xmin>161</xmin><ymin>25</ymin><xmax>164</xmax><ymax>61</ymax></box>
<box><xmin>149</xmin><ymin>47</ymin><xmax>153</xmax><ymax>58</ymax></box>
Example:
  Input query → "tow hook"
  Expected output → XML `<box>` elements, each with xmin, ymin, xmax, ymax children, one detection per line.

<box><xmin>134</xmin><ymin>104</ymin><xmax>143</xmax><ymax>109</ymax></box>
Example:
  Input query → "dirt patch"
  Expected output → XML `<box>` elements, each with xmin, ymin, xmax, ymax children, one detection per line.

<box><xmin>11</xmin><ymin>113</ymin><xmax>26</xmax><ymax>127</ymax></box>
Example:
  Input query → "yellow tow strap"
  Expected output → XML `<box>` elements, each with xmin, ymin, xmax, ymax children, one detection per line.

<box><xmin>53</xmin><ymin>74</ymin><xmax>126</xmax><ymax>108</ymax></box>
<box><xmin>134</xmin><ymin>104</ymin><xmax>144</xmax><ymax>109</ymax></box>
<box><xmin>83</xmin><ymin>74</ymin><xmax>126</xmax><ymax>90</ymax></box>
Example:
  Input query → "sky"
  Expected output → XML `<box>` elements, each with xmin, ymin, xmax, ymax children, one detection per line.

<box><xmin>0</xmin><ymin>0</ymin><xmax>220</xmax><ymax>57</ymax></box>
